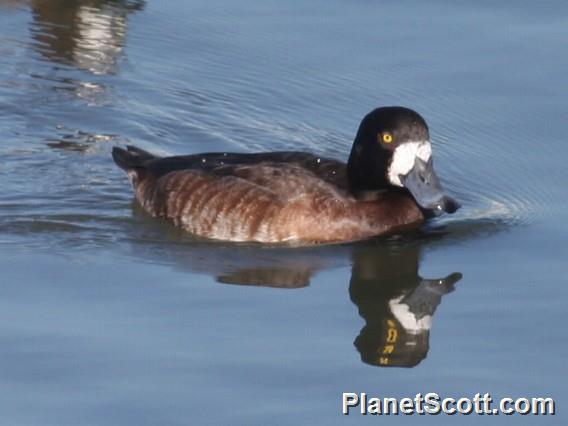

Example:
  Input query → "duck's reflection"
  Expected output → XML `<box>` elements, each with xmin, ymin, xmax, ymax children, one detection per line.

<box><xmin>349</xmin><ymin>244</ymin><xmax>461</xmax><ymax>367</ymax></box>
<box><xmin>129</xmin><ymin>210</ymin><xmax>462</xmax><ymax>368</ymax></box>
<box><xmin>29</xmin><ymin>0</ymin><xmax>145</xmax><ymax>74</ymax></box>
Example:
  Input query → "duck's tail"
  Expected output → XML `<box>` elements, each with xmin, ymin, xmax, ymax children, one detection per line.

<box><xmin>112</xmin><ymin>145</ymin><xmax>156</xmax><ymax>171</ymax></box>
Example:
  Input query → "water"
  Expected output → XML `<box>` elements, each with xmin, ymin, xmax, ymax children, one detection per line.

<box><xmin>0</xmin><ymin>0</ymin><xmax>567</xmax><ymax>424</ymax></box>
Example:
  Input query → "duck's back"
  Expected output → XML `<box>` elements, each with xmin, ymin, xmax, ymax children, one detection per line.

<box><xmin>113</xmin><ymin>146</ymin><xmax>423</xmax><ymax>243</ymax></box>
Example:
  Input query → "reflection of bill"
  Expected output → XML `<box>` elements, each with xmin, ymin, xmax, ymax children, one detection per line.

<box><xmin>29</xmin><ymin>0</ymin><xmax>145</xmax><ymax>74</ymax></box>
<box><xmin>349</xmin><ymin>244</ymin><xmax>462</xmax><ymax>368</ymax></box>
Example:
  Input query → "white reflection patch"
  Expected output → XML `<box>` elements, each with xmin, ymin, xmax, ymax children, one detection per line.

<box><xmin>387</xmin><ymin>141</ymin><xmax>432</xmax><ymax>187</ymax></box>
<box><xmin>389</xmin><ymin>296</ymin><xmax>433</xmax><ymax>333</ymax></box>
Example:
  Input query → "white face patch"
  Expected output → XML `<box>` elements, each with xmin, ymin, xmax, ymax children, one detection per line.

<box><xmin>387</xmin><ymin>141</ymin><xmax>432</xmax><ymax>187</ymax></box>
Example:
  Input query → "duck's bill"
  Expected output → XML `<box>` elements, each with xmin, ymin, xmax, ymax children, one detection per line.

<box><xmin>400</xmin><ymin>157</ymin><xmax>460</xmax><ymax>215</ymax></box>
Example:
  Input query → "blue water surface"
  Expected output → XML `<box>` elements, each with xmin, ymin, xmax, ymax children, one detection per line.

<box><xmin>0</xmin><ymin>0</ymin><xmax>566</xmax><ymax>425</ymax></box>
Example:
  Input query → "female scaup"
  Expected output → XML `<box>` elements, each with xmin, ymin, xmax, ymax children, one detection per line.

<box><xmin>112</xmin><ymin>107</ymin><xmax>459</xmax><ymax>243</ymax></box>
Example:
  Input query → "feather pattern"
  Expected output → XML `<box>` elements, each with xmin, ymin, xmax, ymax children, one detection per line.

<box><xmin>114</xmin><ymin>147</ymin><xmax>424</xmax><ymax>243</ymax></box>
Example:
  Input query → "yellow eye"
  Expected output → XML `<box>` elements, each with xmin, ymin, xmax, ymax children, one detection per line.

<box><xmin>382</xmin><ymin>133</ymin><xmax>393</xmax><ymax>143</ymax></box>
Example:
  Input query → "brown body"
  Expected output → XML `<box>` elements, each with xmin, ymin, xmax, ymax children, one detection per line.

<box><xmin>115</xmin><ymin>147</ymin><xmax>425</xmax><ymax>244</ymax></box>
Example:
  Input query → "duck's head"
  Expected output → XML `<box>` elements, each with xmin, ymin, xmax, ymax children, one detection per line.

<box><xmin>347</xmin><ymin>106</ymin><xmax>460</xmax><ymax>215</ymax></box>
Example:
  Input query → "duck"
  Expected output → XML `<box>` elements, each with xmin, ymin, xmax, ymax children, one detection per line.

<box><xmin>112</xmin><ymin>106</ymin><xmax>459</xmax><ymax>244</ymax></box>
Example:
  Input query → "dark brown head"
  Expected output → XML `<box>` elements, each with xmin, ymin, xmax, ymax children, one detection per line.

<box><xmin>347</xmin><ymin>107</ymin><xmax>459</xmax><ymax>215</ymax></box>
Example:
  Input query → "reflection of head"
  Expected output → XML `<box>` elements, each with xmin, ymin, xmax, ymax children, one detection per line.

<box><xmin>30</xmin><ymin>0</ymin><xmax>145</xmax><ymax>74</ymax></box>
<box><xmin>349</xmin><ymin>243</ymin><xmax>461</xmax><ymax>368</ymax></box>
